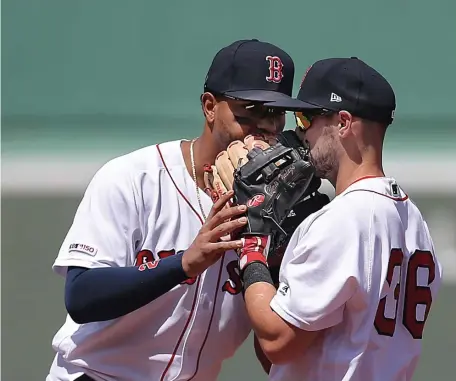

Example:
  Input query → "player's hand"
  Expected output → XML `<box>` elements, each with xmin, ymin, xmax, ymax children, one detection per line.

<box><xmin>181</xmin><ymin>190</ymin><xmax>247</xmax><ymax>278</ymax></box>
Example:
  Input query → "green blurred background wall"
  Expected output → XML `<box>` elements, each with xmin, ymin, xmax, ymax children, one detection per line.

<box><xmin>2</xmin><ymin>1</ymin><xmax>455</xmax><ymax>380</ymax></box>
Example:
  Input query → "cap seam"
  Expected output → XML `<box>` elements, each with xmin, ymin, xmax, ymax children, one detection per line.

<box><xmin>230</xmin><ymin>40</ymin><xmax>252</xmax><ymax>93</ymax></box>
<box><xmin>354</xmin><ymin>59</ymin><xmax>362</xmax><ymax>114</ymax></box>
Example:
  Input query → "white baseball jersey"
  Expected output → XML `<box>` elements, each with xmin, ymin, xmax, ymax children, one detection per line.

<box><xmin>269</xmin><ymin>176</ymin><xmax>443</xmax><ymax>381</ymax></box>
<box><xmin>47</xmin><ymin>140</ymin><xmax>252</xmax><ymax>381</ymax></box>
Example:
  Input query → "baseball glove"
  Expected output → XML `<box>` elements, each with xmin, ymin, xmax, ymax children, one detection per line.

<box><xmin>203</xmin><ymin>132</ymin><xmax>329</xmax><ymax>281</ymax></box>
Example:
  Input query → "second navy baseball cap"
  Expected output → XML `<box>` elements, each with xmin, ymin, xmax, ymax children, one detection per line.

<box><xmin>296</xmin><ymin>57</ymin><xmax>396</xmax><ymax>124</ymax></box>
<box><xmin>204</xmin><ymin>39</ymin><xmax>314</xmax><ymax>110</ymax></box>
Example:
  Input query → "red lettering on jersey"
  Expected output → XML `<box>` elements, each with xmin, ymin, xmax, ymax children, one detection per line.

<box><xmin>135</xmin><ymin>249</ymin><xmax>197</xmax><ymax>285</ymax></box>
<box><xmin>374</xmin><ymin>249</ymin><xmax>403</xmax><ymax>336</ymax></box>
<box><xmin>135</xmin><ymin>249</ymin><xmax>154</xmax><ymax>265</ymax></box>
<box><xmin>138</xmin><ymin>260</ymin><xmax>160</xmax><ymax>271</ymax></box>
<box><xmin>374</xmin><ymin>248</ymin><xmax>436</xmax><ymax>339</ymax></box>
<box><xmin>265</xmin><ymin>56</ymin><xmax>284</xmax><ymax>84</ymax></box>
<box><xmin>222</xmin><ymin>260</ymin><xmax>243</xmax><ymax>295</ymax></box>
<box><xmin>157</xmin><ymin>249</ymin><xmax>176</xmax><ymax>259</ymax></box>
<box><xmin>403</xmin><ymin>250</ymin><xmax>435</xmax><ymax>339</ymax></box>
<box><xmin>157</xmin><ymin>249</ymin><xmax>197</xmax><ymax>285</ymax></box>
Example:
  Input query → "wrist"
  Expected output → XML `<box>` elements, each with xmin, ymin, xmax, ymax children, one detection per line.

<box><xmin>179</xmin><ymin>251</ymin><xmax>196</xmax><ymax>279</ymax></box>
<box><xmin>242</xmin><ymin>262</ymin><xmax>274</xmax><ymax>291</ymax></box>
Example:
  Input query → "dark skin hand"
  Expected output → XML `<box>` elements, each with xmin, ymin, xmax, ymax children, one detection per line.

<box><xmin>181</xmin><ymin>190</ymin><xmax>248</xmax><ymax>278</ymax></box>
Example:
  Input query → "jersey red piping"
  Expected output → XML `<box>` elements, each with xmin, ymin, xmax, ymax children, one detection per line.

<box><xmin>187</xmin><ymin>253</ymin><xmax>226</xmax><ymax>380</ymax></box>
<box><xmin>349</xmin><ymin>175</ymin><xmax>385</xmax><ymax>187</ymax></box>
<box><xmin>160</xmin><ymin>276</ymin><xmax>202</xmax><ymax>381</ymax></box>
<box><xmin>348</xmin><ymin>188</ymin><xmax>409</xmax><ymax>201</ymax></box>
<box><xmin>157</xmin><ymin>143</ymin><xmax>202</xmax><ymax>380</ymax></box>
<box><xmin>156</xmin><ymin>144</ymin><xmax>206</xmax><ymax>223</ymax></box>
<box><xmin>156</xmin><ymin>143</ymin><xmax>225</xmax><ymax>380</ymax></box>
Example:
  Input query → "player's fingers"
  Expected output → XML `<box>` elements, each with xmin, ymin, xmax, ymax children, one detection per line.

<box><xmin>210</xmin><ymin>239</ymin><xmax>244</xmax><ymax>253</ymax></box>
<box><xmin>206</xmin><ymin>203</ymin><xmax>247</xmax><ymax>230</ymax></box>
<box><xmin>208</xmin><ymin>216</ymin><xmax>248</xmax><ymax>242</ymax></box>
<box><xmin>204</xmin><ymin>190</ymin><xmax>235</xmax><ymax>222</ymax></box>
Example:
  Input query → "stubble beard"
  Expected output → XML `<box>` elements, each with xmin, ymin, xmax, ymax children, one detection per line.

<box><xmin>309</xmin><ymin>143</ymin><xmax>339</xmax><ymax>183</ymax></box>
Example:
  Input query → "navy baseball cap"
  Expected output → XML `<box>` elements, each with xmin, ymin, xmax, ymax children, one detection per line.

<box><xmin>296</xmin><ymin>57</ymin><xmax>396</xmax><ymax>124</ymax></box>
<box><xmin>204</xmin><ymin>39</ymin><xmax>312</xmax><ymax>110</ymax></box>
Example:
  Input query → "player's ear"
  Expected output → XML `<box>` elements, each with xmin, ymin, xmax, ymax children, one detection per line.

<box><xmin>201</xmin><ymin>92</ymin><xmax>217</xmax><ymax>124</ymax></box>
<box><xmin>337</xmin><ymin>110</ymin><xmax>352</xmax><ymax>138</ymax></box>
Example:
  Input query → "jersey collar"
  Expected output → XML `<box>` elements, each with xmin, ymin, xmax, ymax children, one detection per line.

<box><xmin>341</xmin><ymin>176</ymin><xmax>408</xmax><ymax>201</ymax></box>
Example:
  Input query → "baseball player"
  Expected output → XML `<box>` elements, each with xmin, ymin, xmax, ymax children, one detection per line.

<box><xmin>46</xmin><ymin>39</ymin><xmax>308</xmax><ymax>381</ymax></box>
<box><xmin>237</xmin><ymin>57</ymin><xmax>443</xmax><ymax>380</ymax></box>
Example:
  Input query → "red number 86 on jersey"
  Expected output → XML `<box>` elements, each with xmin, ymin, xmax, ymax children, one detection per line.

<box><xmin>374</xmin><ymin>249</ymin><xmax>436</xmax><ymax>340</ymax></box>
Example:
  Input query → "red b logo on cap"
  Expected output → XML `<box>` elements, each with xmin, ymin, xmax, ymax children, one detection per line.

<box><xmin>266</xmin><ymin>56</ymin><xmax>284</xmax><ymax>84</ymax></box>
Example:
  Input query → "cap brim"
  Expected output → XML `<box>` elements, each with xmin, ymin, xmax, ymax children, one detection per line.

<box><xmin>223</xmin><ymin>90</ymin><xmax>321</xmax><ymax>111</ymax></box>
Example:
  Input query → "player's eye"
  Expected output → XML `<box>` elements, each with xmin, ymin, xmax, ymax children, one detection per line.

<box><xmin>234</xmin><ymin>115</ymin><xmax>255</xmax><ymax>125</ymax></box>
<box><xmin>244</xmin><ymin>104</ymin><xmax>285</xmax><ymax>119</ymax></box>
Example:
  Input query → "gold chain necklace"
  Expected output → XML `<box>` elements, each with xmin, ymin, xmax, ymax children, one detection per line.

<box><xmin>190</xmin><ymin>138</ymin><xmax>207</xmax><ymax>220</ymax></box>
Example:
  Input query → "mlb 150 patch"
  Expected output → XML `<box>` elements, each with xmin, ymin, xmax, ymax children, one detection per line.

<box><xmin>69</xmin><ymin>243</ymin><xmax>98</xmax><ymax>256</ymax></box>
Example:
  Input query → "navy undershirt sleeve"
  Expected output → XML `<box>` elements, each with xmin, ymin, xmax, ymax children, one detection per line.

<box><xmin>64</xmin><ymin>252</ymin><xmax>189</xmax><ymax>324</ymax></box>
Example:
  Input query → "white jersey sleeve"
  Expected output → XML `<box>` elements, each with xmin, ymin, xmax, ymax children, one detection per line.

<box><xmin>270</xmin><ymin>201</ymin><xmax>366</xmax><ymax>332</ymax></box>
<box><xmin>53</xmin><ymin>159</ymin><xmax>141</xmax><ymax>276</ymax></box>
